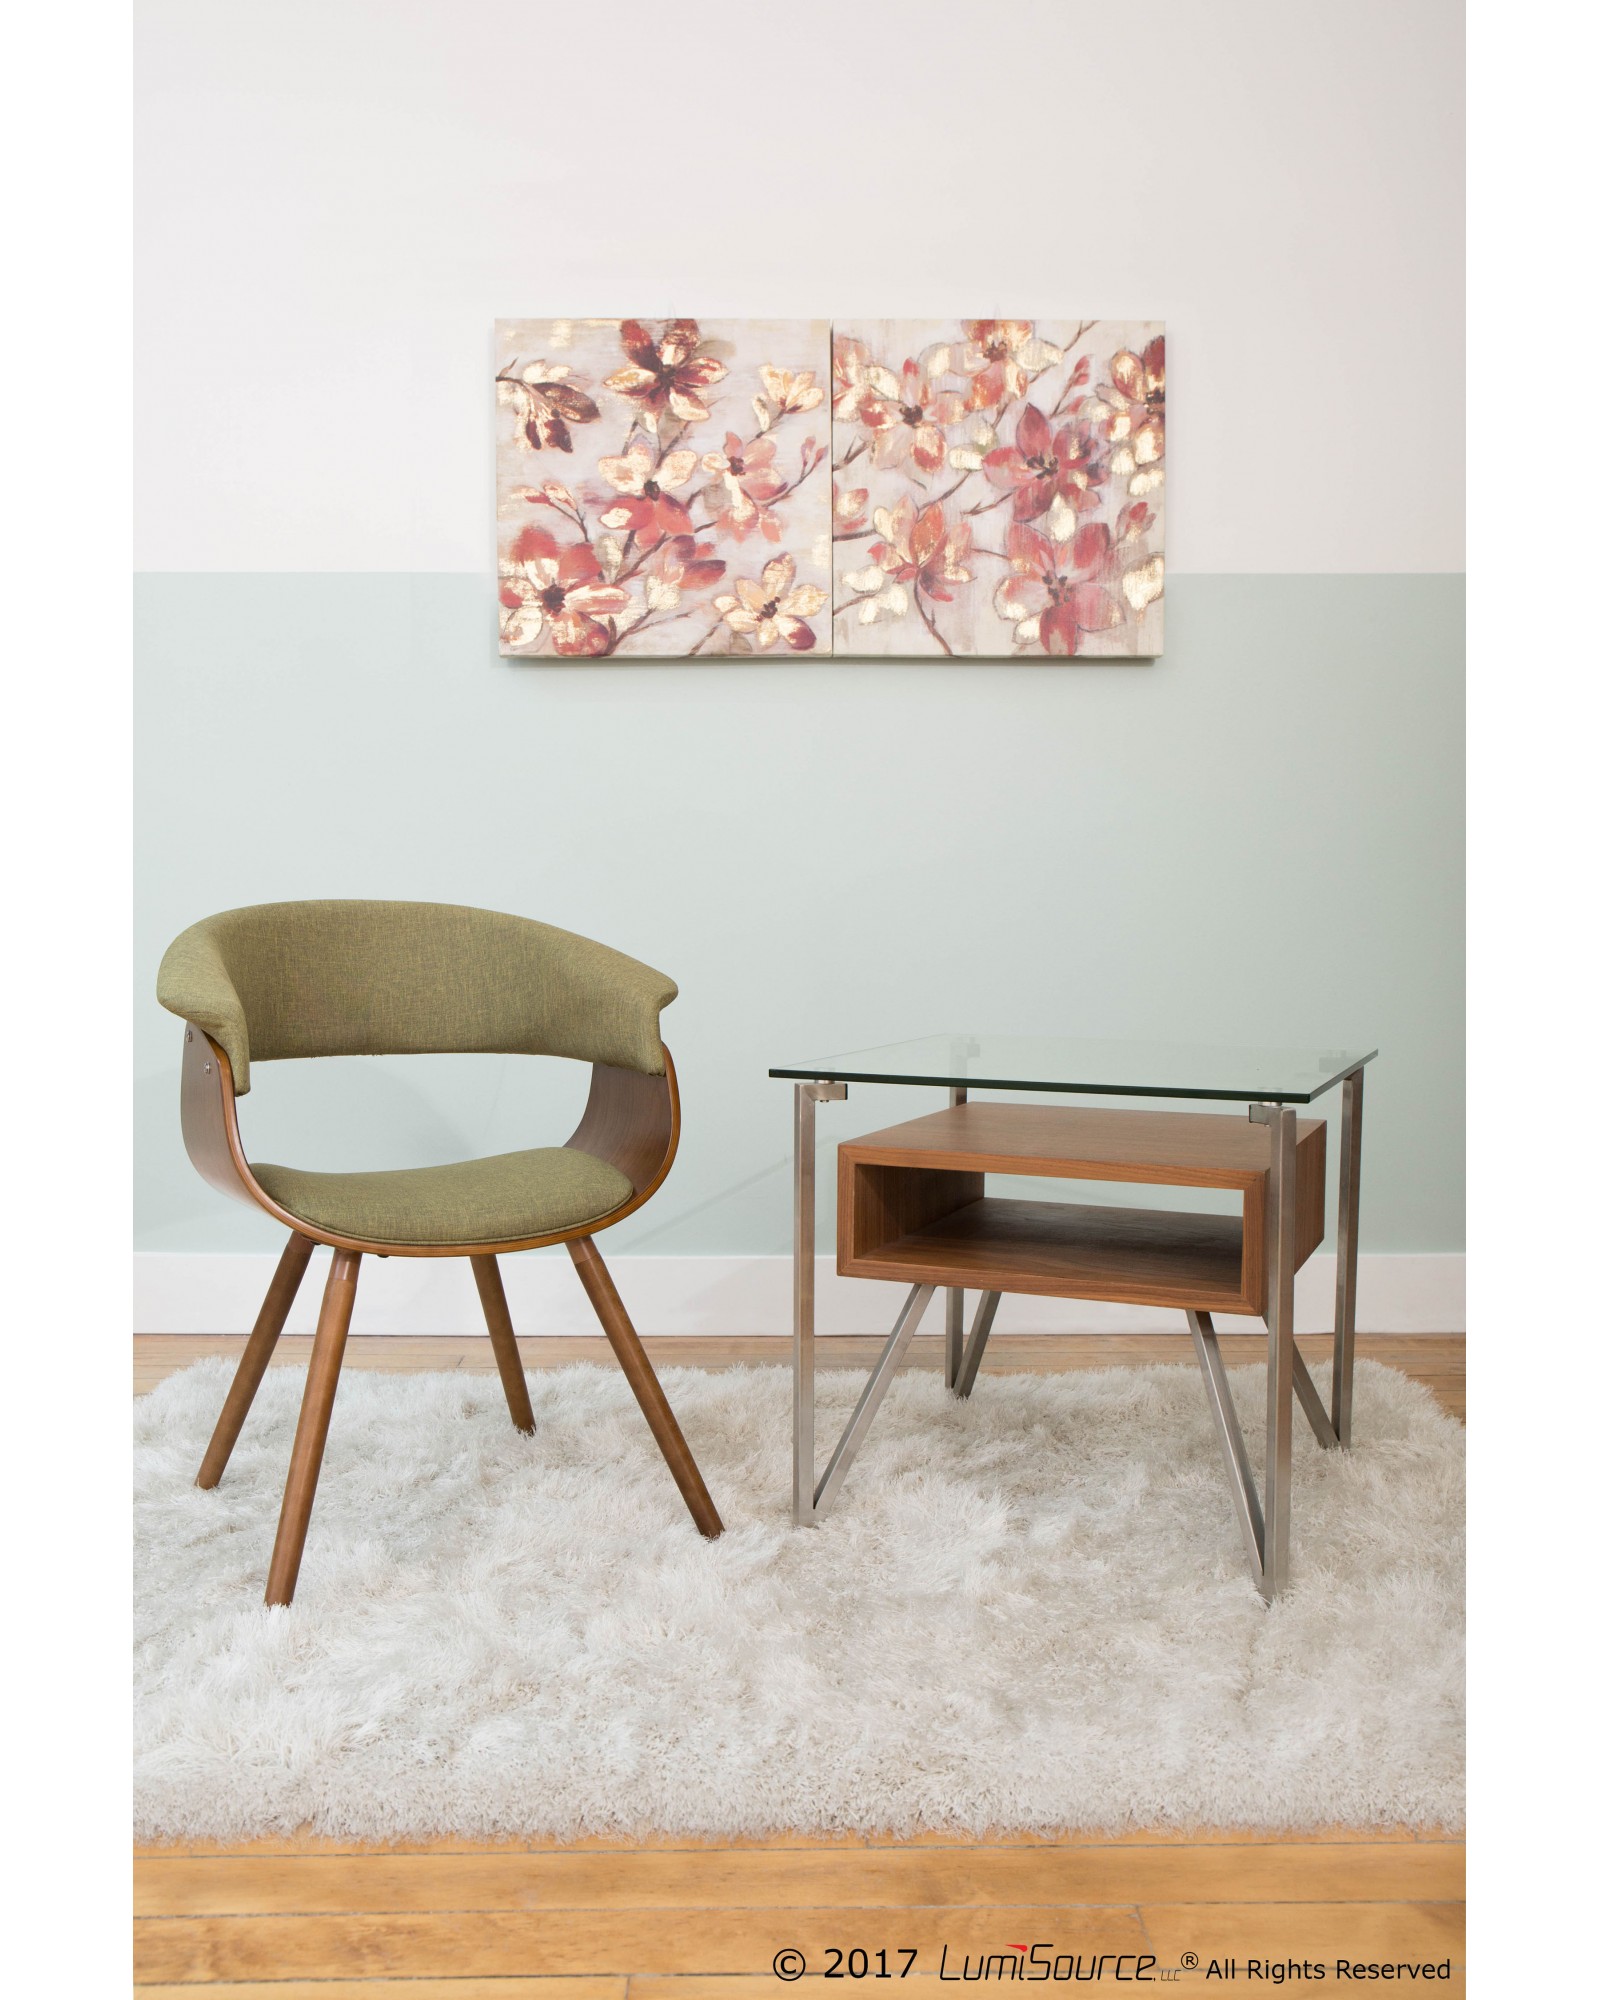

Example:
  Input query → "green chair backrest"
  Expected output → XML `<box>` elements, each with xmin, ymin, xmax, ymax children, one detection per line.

<box><xmin>157</xmin><ymin>900</ymin><xmax>677</xmax><ymax>1093</ymax></box>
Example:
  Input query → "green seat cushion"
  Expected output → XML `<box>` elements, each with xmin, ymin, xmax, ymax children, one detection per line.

<box><xmin>252</xmin><ymin>1146</ymin><xmax>633</xmax><ymax>1248</ymax></box>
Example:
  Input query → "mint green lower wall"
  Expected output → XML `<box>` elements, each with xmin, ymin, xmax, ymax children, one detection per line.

<box><xmin>135</xmin><ymin>573</ymin><xmax>1463</xmax><ymax>1256</ymax></box>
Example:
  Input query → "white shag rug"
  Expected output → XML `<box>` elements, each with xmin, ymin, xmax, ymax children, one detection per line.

<box><xmin>134</xmin><ymin>1355</ymin><xmax>1463</xmax><ymax>1842</ymax></box>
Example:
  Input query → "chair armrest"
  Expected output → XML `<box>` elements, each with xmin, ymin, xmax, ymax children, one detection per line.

<box><xmin>157</xmin><ymin>926</ymin><xmax>254</xmax><ymax>1092</ymax></box>
<box><xmin>536</xmin><ymin>932</ymin><xmax>677</xmax><ymax>1076</ymax></box>
<box><xmin>566</xmin><ymin>1051</ymin><xmax>680</xmax><ymax>1208</ymax></box>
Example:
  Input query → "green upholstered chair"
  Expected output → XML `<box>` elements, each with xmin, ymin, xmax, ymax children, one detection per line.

<box><xmin>157</xmin><ymin>899</ymin><xmax>722</xmax><ymax>1605</ymax></box>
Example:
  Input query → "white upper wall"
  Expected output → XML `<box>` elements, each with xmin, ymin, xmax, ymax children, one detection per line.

<box><xmin>134</xmin><ymin>0</ymin><xmax>1463</xmax><ymax>575</ymax></box>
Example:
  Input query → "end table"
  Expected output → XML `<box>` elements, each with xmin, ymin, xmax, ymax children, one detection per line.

<box><xmin>771</xmin><ymin>1035</ymin><xmax>1375</xmax><ymax>1601</ymax></box>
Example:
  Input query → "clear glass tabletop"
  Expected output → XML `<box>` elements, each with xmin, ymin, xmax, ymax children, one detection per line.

<box><xmin>770</xmin><ymin>1034</ymin><xmax>1376</xmax><ymax>1105</ymax></box>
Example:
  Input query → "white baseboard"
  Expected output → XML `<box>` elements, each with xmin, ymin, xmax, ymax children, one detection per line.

<box><xmin>134</xmin><ymin>1250</ymin><xmax>1465</xmax><ymax>1337</ymax></box>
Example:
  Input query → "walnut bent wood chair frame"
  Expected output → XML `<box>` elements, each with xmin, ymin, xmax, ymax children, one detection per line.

<box><xmin>159</xmin><ymin>901</ymin><xmax>723</xmax><ymax>1607</ymax></box>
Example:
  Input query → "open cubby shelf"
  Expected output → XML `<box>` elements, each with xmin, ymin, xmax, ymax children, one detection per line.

<box><xmin>837</xmin><ymin>1102</ymin><xmax>1325</xmax><ymax>1318</ymax></box>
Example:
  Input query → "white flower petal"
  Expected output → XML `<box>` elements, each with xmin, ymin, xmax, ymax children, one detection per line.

<box><xmin>1122</xmin><ymin>555</ymin><xmax>1165</xmax><ymax>612</ymax></box>
<box><xmin>843</xmin><ymin>565</ymin><xmax>885</xmax><ymax>595</ymax></box>
<box><xmin>656</xmin><ymin>449</ymin><xmax>699</xmax><ymax>490</ymax></box>
<box><xmin>860</xmin><ymin>582</ymin><xmax>908</xmax><ymax>624</ymax></box>
<box><xmin>501</xmin><ymin>604</ymin><xmax>543</xmax><ymax>649</ymax></box>
<box><xmin>1046</xmin><ymin>493</ymin><xmax>1077</xmax><ymax>544</ymax></box>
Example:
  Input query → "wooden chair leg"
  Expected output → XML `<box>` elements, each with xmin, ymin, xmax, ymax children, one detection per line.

<box><xmin>264</xmin><ymin>1248</ymin><xmax>361</xmax><ymax>1606</ymax></box>
<box><xmin>566</xmin><ymin>1235</ymin><xmax>723</xmax><ymax>1539</ymax></box>
<box><xmin>196</xmin><ymin>1231</ymin><xmax>316</xmax><ymax>1489</ymax></box>
<box><xmin>469</xmin><ymin>1254</ymin><xmax>536</xmax><ymax>1434</ymax></box>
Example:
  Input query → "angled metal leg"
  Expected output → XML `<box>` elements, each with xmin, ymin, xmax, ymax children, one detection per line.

<box><xmin>1187</xmin><ymin>1310</ymin><xmax>1264</xmax><ymax>1582</ymax></box>
<box><xmin>1250</xmin><ymin>1101</ymin><xmax>1296</xmax><ymax>1600</ymax></box>
<box><xmin>812</xmin><ymin>1283</ymin><xmax>937</xmax><ymax>1519</ymax></box>
<box><xmin>944</xmin><ymin>1289</ymin><xmax>964</xmax><ymax>1388</ymax></box>
<box><xmin>952</xmin><ymin>1290</ymin><xmax>1001</xmax><ymax>1399</ymax></box>
<box><xmin>944</xmin><ymin>1085</ymin><xmax>968</xmax><ymax>1387</ymax></box>
<box><xmin>1291</xmin><ymin>1345</ymin><xmax>1337</xmax><ymax>1448</ymax></box>
<box><xmin>793</xmin><ymin>1079</ymin><xmax>846</xmax><ymax>1526</ymax></box>
<box><xmin>1332</xmin><ymin>1067</ymin><xmax>1364</xmax><ymax>1446</ymax></box>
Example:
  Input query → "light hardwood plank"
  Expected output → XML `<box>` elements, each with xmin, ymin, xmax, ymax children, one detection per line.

<box><xmin>137</xmin><ymin>1984</ymin><xmax>622</xmax><ymax>2000</ymax></box>
<box><xmin>134</xmin><ymin>1332</ymin><xmax>1466</xmax><ymax>1422</ymax></box>
<box><xmin>136</xmin><ymin>1829</ymin><xmax>876</xmax><ymax>1859</ymax></box>
<box><xmin>133</xmin><ymin>1904</ymin><xmax>1151</xmax><ymax>1984</ymax></box>
<box><xmin>134</xmin><ymin>1821</ymin><xmax>1450</xmax><ymax>1861</ymax></box>
<box><xmin>629</xmin><ymin>1985</ymin><xmax>955</xmax><ymax>2000</ymax></box>
<box><xmin>133</xmin><ymin>1842</ymin><xmax>1463</xmax><ymax>1919</ymax></box>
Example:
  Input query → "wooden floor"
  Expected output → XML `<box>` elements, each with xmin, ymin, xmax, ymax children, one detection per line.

<box><xmin>134</xmin><ymin>1332</ymin><xmax>1466</xmax><ymax>1995</ymax></box>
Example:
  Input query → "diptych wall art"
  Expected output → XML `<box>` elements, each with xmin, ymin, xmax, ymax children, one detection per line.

<box><xmin>495</xmin><ymin>318</ymin><xmax>1164</xmax><ymax>661</ymax></box>
<box><xmin>496</xmin><ymin>319</ymin><xmax>831</xmax><ymax>659</ymax></box>
<box><xmin>833</xmin><ymin>320</ymin><xmax>1165</xmax><ymax>658</ymax></box>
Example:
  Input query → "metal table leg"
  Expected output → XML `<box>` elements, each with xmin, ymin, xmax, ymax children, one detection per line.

<box><xmin>945</xmin><ymin>1085</ymin><xmax>967</xmax><ymax>1387</ymax></box>
<box><xmin>953</xmin><ymin>1290</ymin><xmax>1002</xmax><ymax>1399</ymax></box>
<box><xmin>1252</xmin><ymin>1100</ymin><xmax>1297</xmax><ymax>1600</ymax></box>
<box><xmin>1332</xmin><ymin>1066</ymin><xmax>1364</xmax><ymax>1447</ymax></box>
<box><xmin>1187</xmin><ymin>1309</ymin><xmax>1264</xmax><ymax>1585</ymax></box>
<box><xmin>1189</xmin><ymin>1097</ymin><xmax>1353</xmax><ymax>1600</ymax></box>
<box><xmin>793</xmin><ymin>1079</ymin><xmax>846</xmax><ymax>1526</ymax></box>
<box><xmin>813</xmin><ymin>1282</ymin><xmax>937</xmax><ymax>1518</ymax></box>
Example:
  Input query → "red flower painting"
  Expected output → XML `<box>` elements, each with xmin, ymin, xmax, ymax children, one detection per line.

<box><xmin>497</xmin><ymin>319</ymin><xmax>832</xmax><ymax>658</ymax></box>
<box><xmin>497</xmin><ymin>317</ymin><xmax>1166</xmax><ymax>659</ymax></box>
<box><xmin>832</xmin><ymin>318</ymin><xmax>1166</xmax><ymax>657</ymax></box>
<box><xmin>604</xmin><ymin>320</ymin><xmax>728</xmax><ymax>431</ymax></box>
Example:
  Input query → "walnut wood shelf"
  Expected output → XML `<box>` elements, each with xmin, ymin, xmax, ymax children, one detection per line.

<box><xmin>838</xmin><ymin>1103</ymin><xmax>1326</xmax><ymax>1318</ymax></box>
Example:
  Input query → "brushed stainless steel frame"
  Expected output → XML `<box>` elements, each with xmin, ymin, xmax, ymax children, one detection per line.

<box><xmin>1186</xmin><ymin>1309</ymin><xmax>1264</xmax><ymax>1584</ymax></box>
<box><xmin>812</xmin><ymin>1282</ymin><xmax>937</xmax><ymax>1519</ymax></box>
<box><xmin>944</xmin><ymin>1085</ymin><xmax>967</xmax><ymax>1388</ymax></box>
<box><xmin>1332</xmin><ymin>1067</ymin><xmax>1364</xmax><ymax>1445</ymax></box>
<box><xmin>792</xmin><ymin>1079</ymin><xmax>846</xmax><ymax>1525</ymax></box>
<box><xmin>953</xmin><ymin>1289</ymin><xmax>1002</xmax><ymax>1399</ymax></box>
<box><xmin>1250</xmin><ymin>1099</ymin><xmax>1297</xmax><ymax>1597</ymax></box>
<box><xmin>1292</xmin><ymin>1346</ymin><xmax>1337</xmax><ymax>1448</ymax></box>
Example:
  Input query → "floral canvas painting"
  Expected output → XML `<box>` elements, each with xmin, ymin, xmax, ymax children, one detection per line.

<box><xmin>496</xmin><ymin>318</ymin><xmax>832</xmax><ymax>659</ymax></box>
<box><xmin>832</xmin><ymin>320</ymin><xmax>1165</xmax><ymax>658</ymax></box>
